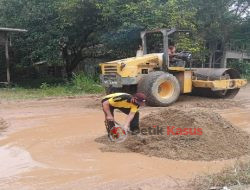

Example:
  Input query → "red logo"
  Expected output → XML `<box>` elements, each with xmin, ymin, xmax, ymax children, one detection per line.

<box><xmin>167</xmin><ymin>126</ymin><xmax>202</xmax><ymax>136</ymax></box>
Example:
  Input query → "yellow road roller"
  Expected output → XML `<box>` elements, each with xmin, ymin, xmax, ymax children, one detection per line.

<box><xmin>100</xmin><ymin>28</ymin><xmax>247</xmax><ymax>106</ymax></box>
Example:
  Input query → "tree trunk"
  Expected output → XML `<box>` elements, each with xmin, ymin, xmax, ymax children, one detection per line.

<box><xmin>60</xmin><ymin>43</ymin><xmax>81</xmax><ymax>79</ymax></box>
<box><xmin>5</xmin><ymin>34</ymin><xmax>10</xmax><ymax>84</ymax></box>
<box><xmin>220</xmin><ymin>39</ymin><xmax>228</xmax><ymax>68</ymax></box>
<box><xmin>65</xmin><ymin>50</ymin><xmax>84</xmax><ymax>78</ymax></box>
<box><xmin>209</xmin><ymin>52</ymin><xmax>213</xmax><ymax>68</ymax></box>
<box><xmin>208</xmin><ymin>42</ymin><xmax>217</xmax><ymax>68</ymax></box>
<box><xmin>65</xmin><ymin>64</ymin><xmax>73</xmax><ymax>79</ymax></box>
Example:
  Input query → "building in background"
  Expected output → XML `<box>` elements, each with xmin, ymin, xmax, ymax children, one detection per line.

<box><xmin>0</xmin><ymin>27</ymin><xmax>27</xmax><ymax>85</ymax></box>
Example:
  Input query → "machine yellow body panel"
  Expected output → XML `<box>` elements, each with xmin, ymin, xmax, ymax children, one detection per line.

<box><xmin>184</xmin><ymin>71</ymin><xmax>193</xmax><ymax>93</ymax></box>
<box><xmin>99</xmin><ymin>28</ymin><xmax>247</xmax><ymax>106</ymax></box>
<box><xmin>100</xmin><ymin>54</ymin><xmax>161</xmax><ymax>77</ymax></box>
<box><xmin>174</xmin><ymin>70</ymin><xmax>192</xmax><ymax>93</ymax></box>
<box><xmin>192</xmin><ymin>79</ymin><xmax>247</xmax><ymax>90</ymax></box>
<box><xmin>168</xmin><ymin>67</ymin><xmax>186</xmax><ymax>71</ymax></box>
<box><xmin>100</xmin><ymin>53</ymin><xmax>247</xmax><ymax>96</ymax></box>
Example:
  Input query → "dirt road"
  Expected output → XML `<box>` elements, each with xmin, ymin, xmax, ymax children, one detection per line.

<box><xmin>0</xmin><ymin>86</ymin><xmax>250</xmax><ymax>190</ymax></box>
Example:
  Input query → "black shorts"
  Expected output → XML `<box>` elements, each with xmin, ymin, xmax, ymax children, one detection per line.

<box><xmin>101</xmin><ymin>99</ymin><xmax>139</xmax><ymax>131</ymax></box>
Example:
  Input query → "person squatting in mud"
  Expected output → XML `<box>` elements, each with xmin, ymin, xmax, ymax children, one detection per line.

<box><xmin>101</xmin><ymin>92</ymin><xmax>146</xmax><ymax>134</ymax></box>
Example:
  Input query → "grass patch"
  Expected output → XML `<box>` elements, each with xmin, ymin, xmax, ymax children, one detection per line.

<box><xmin>192</xmin><ymin>160</ymin><xmax>250</xmax><ymax>190</ymax></box>
<box><xmin>0</xmin><ymin>73</ymin><xmax>104</xmax><ymax>100</ymax></box>
<box><xmin>242</xmin><ymin>74</ymin><xmax>250</xmax><ymax>82</ymax></box>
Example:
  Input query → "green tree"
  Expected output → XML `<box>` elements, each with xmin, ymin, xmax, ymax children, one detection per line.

<box><xmin>189</xmin><ymin>0</ymin><xmax>250</xmax><ymax>67</ymax></box>
<box><xmin>56</xmin><ymin>0</ymin><xmax>103</xmax><ymax>78</ymax></box>
<box><xmin>98</xmin><ymin>0</ymin><xmax>197</xmax><ymax>58</ymax></box>
<box><xmin>0</xmin><ymin>0</ymin><xmax>249</xmax><ymax>80</ymax></box>
<box><xmin>0</xmin><ymin>0</ymin><xmax>62</xmax><ymax>65</ymax></box>
<box><xmin>0</xmin><ymin>0</ymin><xmax>104</xmax><ymax>78</ymax></box>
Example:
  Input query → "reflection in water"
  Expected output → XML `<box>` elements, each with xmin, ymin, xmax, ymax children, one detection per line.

<box><xmin>0</xmin><ymin>145</ymin><xmax>44</xmax><ymax>178</ymax></box>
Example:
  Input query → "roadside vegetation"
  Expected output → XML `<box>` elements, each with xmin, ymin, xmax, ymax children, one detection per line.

<box><xmin>0</xmin><ymin>0</ymin><xmax>249</xmax><ymax>79</ymax></box>
<box><xmin>228</xmin><ymin>60</ymin><xmax>250</xmax><ymax>81</ymax></box>
<box><xmin>192</xmin><ymin>160</ymin><xmax>250</xmax><ymax>190</ymax></box>
<box><xmin>0</xmin><ymin>73</ymin><xmax>104</xmax><ymax>100</ymax></box>
<box><xmin>0</xmin><ymin>0</ymin><xmax>249</xmax><ymax>97</ymax></box>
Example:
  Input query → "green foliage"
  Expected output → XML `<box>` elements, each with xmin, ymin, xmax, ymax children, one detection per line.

<box><xmin>40</xmin><ymin>82</ymin><xmax>50</xmax><ymax>90</ymax></box>
<box><xmin>228</xmin><ymin>60</ymin><xmax>250</xmax><ymax>77</ymax></box>
<box><xmin>0</xmin><ymin>73</ymin><xmax>104</xmax><ymax>100</ymax></box>
<box><xmin>71</xmin><ymin>72</ymin><xmax>103</xmax><ymax>93</ymax></box>
<box><xmin>184</xmin><ymin>0</ymin><xmax>250</xmax><ymax>64</ymax></box>
<box><xmin>0</xmin><ymin>0</ymin><xmax>103</xmax><ymax>70</ymax></box>
<box><xmin>16</xmin><ymin>76</ymin><xmax>65</xmax><ymax>89</ymax></box>
<box><xmin>0</xmin><ymin>0</ymin><xmax>249</xmax><ymax>79</ymax></box>
<box><xmin>99</xmin><ymin>0</ymin><xmax>198</xmax><ymax>58</ymax></box>
<box><xmin>230</xmin><ymin>17</ymin><xmax>250</xmax><ymax>51</ymax></box>
<box><xmin>0</xmin><ymin>0</ymin><xmax>62</xmax><ymax>65</ymax></box>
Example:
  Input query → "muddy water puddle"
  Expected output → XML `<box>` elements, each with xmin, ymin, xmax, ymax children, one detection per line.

<box><xmin>0</xmin><ymin>145</ymin><xmax>44</xmax><ymax>179</ymax></box>
<box><xmin>0</xmin><ymin>90</ymin><xmax>250</xmax><ymax>189</ymax></box>
<box><xmin>0</xmin><ymin>111</ymin><xmax>243</xmax><ymax>189</ymax></box>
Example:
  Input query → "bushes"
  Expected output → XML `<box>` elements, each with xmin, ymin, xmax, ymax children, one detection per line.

<box><xmin>70</xmin><ymin>72</ymin><xmax>103</xmax><ymax>93</ymax></box>
<box><xmin>0</xmin><ymin>72</ymin><xmax>104</xmax><ymax>100</ymax></box>
<box><xmin>228</xmin><ymin>60</ymin><xmax>250</xmax><ymax>79</ymax></box>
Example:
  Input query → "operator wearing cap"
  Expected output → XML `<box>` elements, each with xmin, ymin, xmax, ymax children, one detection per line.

<box><xmin>102</xmin><ymin>92</ymin><xmax>146</xmax><ymax>133</ymax></box>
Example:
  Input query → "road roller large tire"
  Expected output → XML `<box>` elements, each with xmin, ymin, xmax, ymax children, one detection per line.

<box><xmin>213</xmin><ymin>69</ymin><xmax>240</xmax><ymax>99</ymax></box>
<box><xmin>137</xmin><ymin>71</ymin><xmax>180</xmax><ymax>107</ymax></box>
<box><xmin>214</xmin><ymin>88</ymin><xmax>240</xmax><ymax>99</ymax></box>
<box><xmin>105</xmin><ymin>87</ymin><xmax>122</xmax><ymax>94</ymax></box>
<box><xmin>193</xmin><ymin>68</ymin><xmax>242</xmax><ymax>99</ymax></box>
<box><xmin>105</xmin><ymin>85</ymin><xmax>137</xmax><ymax>95</ymax></box>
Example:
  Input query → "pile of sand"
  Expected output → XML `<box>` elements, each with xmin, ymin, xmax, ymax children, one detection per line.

<box><xmin>0</xmin><ymin>118</ymin><xmax>8</xmax><ymax>131</ymax></box>
<box><xmin>96</xmin><ymin>108</ymin><xmax>250</xmax><ymax>161</ymax></box>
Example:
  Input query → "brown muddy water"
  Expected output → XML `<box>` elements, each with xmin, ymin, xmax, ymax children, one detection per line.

<box><xmin>0</xmin><ymin>86</ymin><xmax>249</xmax><ymax>190</ymax></box>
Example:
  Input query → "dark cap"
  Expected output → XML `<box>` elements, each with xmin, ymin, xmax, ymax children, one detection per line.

<box><xmin>134</xmin><ymin>93</ymin><xmax>146</xmax><ymax>102</ymax></box>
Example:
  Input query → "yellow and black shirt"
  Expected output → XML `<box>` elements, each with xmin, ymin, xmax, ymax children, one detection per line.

<box><xmin>102</xmin><ymin>93</ymin><xmax>139</xmax><ymax>113</ymax></box>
